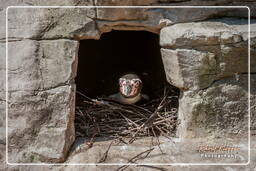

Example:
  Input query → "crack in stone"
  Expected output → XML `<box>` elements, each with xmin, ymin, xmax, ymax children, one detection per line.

<box><xmin>37</xmin><ymin>43</ymin><xmax>45</xmax><ymax>90</ymax></box>
<box><xmin>0</xmin><ymin>98</ymin><xmax>6</xmax><ymax>102</ymax></box>
<box><xmin>161</xmin><ymin>39</ymin><xmax>246</xmax><ymax>50</ymax></box>
<box><xmin>8</xmin><ymin>83</ymin><xmax>71</xmax><ymax>94</ymax></box>
<box><xmin>200</xmin><ymin>73</ymin><xmax>254</xmax><ymax>91</ymax></box>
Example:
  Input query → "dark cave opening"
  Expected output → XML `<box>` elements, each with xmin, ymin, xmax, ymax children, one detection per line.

<box><xmin>76</xmin><ymin>30</ymin><xmax>169</xmax><ymax>100</ymax></box>
<box><xmin>75</xmin><ymin>30</ymin><xmax>180</xmax><ymax>139</ymax></box>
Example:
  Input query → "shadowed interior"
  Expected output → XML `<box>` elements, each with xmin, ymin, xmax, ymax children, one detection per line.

<box><xmin>76</xmin><ymin>30</ymin><xmax>168</xmax><ymax>99</ymax></box>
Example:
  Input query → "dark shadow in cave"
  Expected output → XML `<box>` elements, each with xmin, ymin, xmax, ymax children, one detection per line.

<box><xmin>74</xmin><ymin>30</ymin><xmax>180</xmax><ymax>142</ymax></box>
<box><xmin>76</xmin><ymin>30</ymin><xmax>172</xmax><ymax>100</ymax></box>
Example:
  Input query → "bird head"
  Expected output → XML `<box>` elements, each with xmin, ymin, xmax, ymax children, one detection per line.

<box><xmin>119</xmin><ymin>74</ymin><xmax>142</xmax><ymax>98</ymax></box>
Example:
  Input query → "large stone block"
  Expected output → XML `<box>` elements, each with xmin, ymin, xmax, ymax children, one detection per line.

<box><xmin>177</xmin><ymin>74</ymin><xmax>254</xmax><ymax>138</ymax></box>
<box><xmin>8</xmin><ymin>85</ymin><xmax>75</xmax><ymax>163</ymax></box>
<box><xmin>160</xmin><ymin>19</ymin><xmax>255</xmax><ymax>90</ymax></box>
<box><xmin>2</xmin><ymin>5</ymin><xmax>252</xmax><ymax>40</ymax></box>
<box><xmin>160</xmin><ymin>21</ymin><xmax>243</xmax><ymax>48</ymax></box>
<box><xmin>95</xmin><ymin>1</ymin><xmax>249</xmax><ymax>34</ymax></box>
<box><xmin>7</xmin><ymin>39</ymin><xmax>78</xmax><ymax>163</ymax></box>
<box><xmin>36</xmin><ymin>39</ymin><xmax>79</xmax><ymax>89</ymax></box>
<box><xmin>161</xmin><ymin>48</ymin><xmax>216</xmax><ymax>90</ymax></box>
<box><xmin>7</xmin><ymin>7</ymin><xmax>99</xmax><ymax>40</ymax></box>
<box><xmin>0</xmin><ymin>0</ymin><xmax>95</xmax><ymax>40</ymax></box>
<box><xmin>8</xmin><ymin>39</ymin><xmax>78</xmax><ymax>91</ymax></box>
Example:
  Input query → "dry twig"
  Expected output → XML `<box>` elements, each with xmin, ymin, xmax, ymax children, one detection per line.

<box><xmin>74</xmin><ymin>86</ymin><xmax>178</xmax><ymax>163</ymax></box>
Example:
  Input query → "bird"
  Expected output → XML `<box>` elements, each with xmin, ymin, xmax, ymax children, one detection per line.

<box><xmin>109</xmin><ymin>73</ymin><xmax>149</xmax><ymax>104</ymax></box>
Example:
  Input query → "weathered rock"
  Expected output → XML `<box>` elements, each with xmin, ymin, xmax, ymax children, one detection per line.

<box><xmin>7</xmin><ymin>39</ymin><xmax>78</xmax><ymax>163</ymax></box>
<box><xmin>0</xmin><ymin>144</ymin><xmax>7</xmax><ymax>171</ymax></box>
<box><xmin>0</xmin><ymin>101</ymin><xmax>5</xmax><ymax>143</ymax></box>
<box><xmin>3</xmin><ymin>5</ymin><xmax>253</xmax><ymax>40</ymax></box>
<box><xmin>40</xmin><ymin>8</ymin><xmax>99</xmax><ymax>39</ymax></box>
<box><xmin>160</xmin><ymin>21</ymin><xmax>243</xmax><ymax>48</ymax></box>
<box><xmin>0</xmin><ymin>0</ymin><xmax>93</xmax><ymax>9</ymax></box>
<box><xmin>8</xmin><ymin>85</ymin><xmax>76</xmax><ymax>163</ymax></box>
<box><xmin>0</xmin><ymin>43</ymin><xmax>5</xmax><ymax>92</ymax></box>
<box><xmin>94</xmin><ymin>1</ymin><xmax>251</xmax><ymax>34</ymax></box>
<box><xmin>0</xmin><ymin>0</ymin><xmax>255</xmax><ymax>166</ymax></box>
<box><xmin>65</xmin><ymin>136</ymin><xmax>249</xmax><ymax>164</ymax></box>
<box><xmin>0</xmin><ymin>0</ymin><xmax>95</xmax><ymax>40</ymax></box>
<box><xmin>0</xmin><ymin>43</ymin><xmax>6</xmax><ymax>146</ymax></box>
<box><xmin>7</xmin><ymin>7</ymin><xmax>99</xmax><ymax>40</ymax></box>
<box><xmin>161</xmin><ymin>48</ymin><xmax>216</xmax><ymax>90</ymax></box>
<box><xmin>177</xmin><ymin>74</ymin><xmax>255</xmax><ymax>138</ymax></box>
<box><xmin>8</xmin><ymin>39</ymin><xmax>78</xmax><ymax>91</ymax></box>
<box><xmin>160</xmin><ymin>20</ymin><xmax>255</xmax><ymax>90</ymax></box>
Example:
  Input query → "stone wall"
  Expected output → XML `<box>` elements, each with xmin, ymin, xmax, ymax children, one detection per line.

<box><xmin>0</xmin><ymin>0</ymin><xmax>255</xmax><ymax>166</ymax></box>
<box><xmin>160</xmin><ymin>20</ymin><xmax>256</xmax><ymax>137</ymax></box>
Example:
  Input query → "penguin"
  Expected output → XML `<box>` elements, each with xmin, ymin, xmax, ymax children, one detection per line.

<box><xmin>109</xmin><ymin>73</ymin><xmax>149</xmax><ymax>104</ymax></box>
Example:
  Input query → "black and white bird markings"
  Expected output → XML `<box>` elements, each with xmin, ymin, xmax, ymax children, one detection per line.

<box><xmin>109</xmin><ymin>74</ymin><xmax>149</xmax><ymax>104</ymax></box>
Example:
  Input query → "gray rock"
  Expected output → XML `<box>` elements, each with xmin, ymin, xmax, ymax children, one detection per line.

<box><xmin>7</xmin><ymin>8</ymin><xmax>99</xmax><ymax>40</ymax></box>
<box><xmin>0</xmin><ymin>43</ymin><xmax>6</xmax><ymax>145</ymax></box>
<box><xmin>0</xmin><ymin>43</ymin><xmax>5</xmax><ymax>92</ymax></box>
<box><xmin>8</xmin><ymin>39</ymin><xmax>78</xmax><ymax>91</ymax></box>
<box><xmin>160</xmin><ymin>20</ymin><xmax>255</xmax><ymax>90</ymax></box>
<box><xmin>7</xmin><ymin>39</ymin><xmax>78</xmax><ymax>163</ymax></box>
<box><xmin>3</xmin><ymin>4</ymin><xmax>253</xmax><ymax>40</ymax></box>
<box><xmin>8</xmin><ymin>85</ymin><xmax>75</xmax><ymax>163</ymax></box>
<box><xmin>0</xmin><ymin>1</ymin><xmax>254</xmax><ymax>165</ymax></box>
<box><xmin>161</xmin><ymin>48</ymin><xmax>217</xmax><ymax>90</ymax></box>
<box><xmin>0</xmin><ymin>0</ymin><xmax>95</xmax><ymax>40</ymax></box>
<box><xmin>160</xmin><ymin>21</ymin><xmax>243</xmax><ymax>48</ymax></box>
<box><xmin>177</xmin><ymin>74</ymin><xmax>255</xmax><ymax>138</ymax></box>
<box><xmin>94</xmin><ymin>1</ymin><xmax>251</xmax><ymax>34</ymax></box>
<box><xmin>0</xmin><ymin>101</ymin><xmax>5</xmax><ymax>143</ymax></box>
<box><xmin>64</xmin><ymin>136</ymin><xmax>249</xmax><ymax>164</ymax></box>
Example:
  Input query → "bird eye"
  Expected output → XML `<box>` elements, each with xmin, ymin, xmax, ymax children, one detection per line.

<box><xmin>119</xmin><ymin>79</ymin><xmax>126</xmax><ymax>86</ymax></box>
<box><xmin>133</xmin><ymin>80</ymin><xmax>141</xmax><ymax>87</ymax></box>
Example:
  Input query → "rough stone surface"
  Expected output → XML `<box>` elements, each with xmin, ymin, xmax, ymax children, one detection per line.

<box><xmin>64</xmin><ymin>136</ymin><xmax>249</xmax><ymax>163</ymax></box>
<box><xmin>7</xmin><ymin>39</ymin><xmax>78</xmax><ymax>163</ymax></box>
<box><xmin>0</xmin><ymin>42</ymin><xmax>6</xmax><ymax>163</ymax></box>
<box><xmin>8</xmin><ymin>85</ymin><xmax>76</xmax><ymax>163</ymax></box>
<box><xmin>94</xmin><ymin>0</ymin><xmax>252</xmax><ymax>34</ymax></box>
<box><xmin>177</xmin><ymin>74</ymin><xmax>255</xmax><ymax>138</ymax></box>
<box><xmin>0</xmin><ymin>43</ymin><xmax>5</xmax><ymax>92</ymax></box>
<box><xmin>41</xmin><ymin>136</ymin><xmax>254</xmax><ymax>171</ymax></box>
<box><xmin>0</xmin><ymin>0</ymin><xmax>255</xmax><ymax>167</ymax></box>
<box><xmin>161</xmin><ymin>48</ymin><xmax>216</xmax><ymax>90</ymax></box>
<box><xmin>2</xmin><ymin>3</ymin><xmax>253</xmax><ymax>40</ymax></box>
<box><xmin>7</xmin><ymin>8</ymin><xmax>99</xmax><ymax>40</ymax></box>
<box><xmin>0</xmin><ymin>101</ymin><xmax>5</xmax><ymax>143</ymax></box>
<box><xmin>160</xmin><ymin>19</ymin><xmax>255</xmax><ymax>90</ymax></box>
<box><xmin>8</xmin><ymin>39</ymin><xmax>78</xmax><ymax>91</ymax></box>
<box><xmin>0</xmin><ymin>0</ymin><xmax>95</xmax><ymax>40</ymax></box>
<box><xmin>160</xmin><ymin>21</ymin><xmax>243</xmax><ymax>48</ymax></box>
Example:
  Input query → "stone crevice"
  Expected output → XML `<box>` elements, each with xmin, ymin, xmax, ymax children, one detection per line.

<box><xmin>161</xmin><ymin>39</ymin><xmax>246</xmax><ymax>50</ymax></box>
<box><xmin>8</xmin><ymin>83</ymin><xmax>71</xmax><ymax>94</ymax></box>
<box><xmin>0</xmin><ymin>98</ymin><xmax>6</xmax><ymax>102</ymax></box>
<box><xmin>200</xmin><ymin>73</ymin><xmax>254</xmax><ymax>91</ymax></box>
<box><xmin>3</xmin><ymin>37</ymin><xmax>74</xmax><ymax>42</ymax></box>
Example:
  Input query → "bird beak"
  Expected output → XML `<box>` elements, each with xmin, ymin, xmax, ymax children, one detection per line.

<box><xmin>122</xmin><ymin>85</ymin><xmax>132</xmax><ymax>96</ymax></box>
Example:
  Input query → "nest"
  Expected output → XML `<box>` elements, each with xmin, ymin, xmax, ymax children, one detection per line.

<box><xmin>75</xmin><ymin>86</ymin><xmax>179</xmax><ymax>141</ymax></box>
